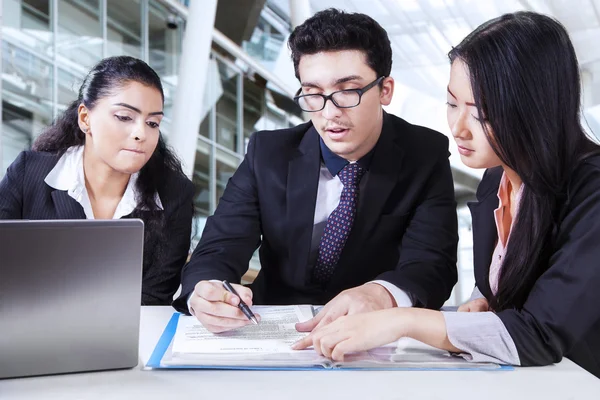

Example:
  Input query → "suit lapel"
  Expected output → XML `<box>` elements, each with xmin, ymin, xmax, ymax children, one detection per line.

<box><xmin>329</xmin><ymin>116</ymin><xmax>404</xmax><ymax>287</ymax></box>
<box><xmin>286</xmin><ymin>126</ymin><xmax>321</xmax><ymax>286</ymax></box>
<box><xmin>354</xmin><ymin>119</ymin><xmax>404</xmax><ymax>241</ymax></box>
<box><xmin>468</xmin><ymin>170</ymin><xmax>502</xmax><ymax>300</ymax></box>
<box><xmin>51</xmin><ymin>190</ymin><xmax>87</xmax><ymax>219</ymax></box>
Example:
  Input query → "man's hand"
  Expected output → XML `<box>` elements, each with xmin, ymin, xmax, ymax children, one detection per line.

<box><xmin>457</xmin><ymin>297</ymin><xmax>489</xmax><ymax>312</ymax></box>
<box><xmin>189</xmin><ymin>280</ymin><xmax>261</xmax><ymax>333</ymax></box>
<box><xmin>295</xmin><ymin>283</ymin><xmax>396</xmax><ymax>333</ymax></box>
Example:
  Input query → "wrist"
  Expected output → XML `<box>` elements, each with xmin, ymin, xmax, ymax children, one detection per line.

<box><xmin>365</xmin><ymin>282</ymin><xmax>396</xmax><ymax>309</ymax></box>
<box><xmin>389</xmin><ymin>307</ymin><xmax>413</xmax><ymax>339</ymax></box>
<box><xmin>395</xmin><ymin>307</ymin><xmax>417</xmax><ymax>338</ymax></box>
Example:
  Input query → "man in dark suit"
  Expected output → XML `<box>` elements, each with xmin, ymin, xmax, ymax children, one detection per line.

<box><xmin>173</xmin><ymin>8</ymin><xmax>458</xmax><ymax>333</ymax></box>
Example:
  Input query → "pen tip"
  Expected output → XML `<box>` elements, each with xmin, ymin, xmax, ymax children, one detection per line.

<box><xmin>251</xmin><ymin>317</ymin><xmax>259</xmax><ymax>325</ymax></box>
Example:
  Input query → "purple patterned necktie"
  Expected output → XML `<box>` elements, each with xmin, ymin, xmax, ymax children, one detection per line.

<box><xmin>312</xmin><ymin>163</ymin><xmax>365</xmax><ymax>284</ymax></box>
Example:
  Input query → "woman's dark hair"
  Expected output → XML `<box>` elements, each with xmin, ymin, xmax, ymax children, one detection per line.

<box><xmin>449</xmin><ymin>12</ymin><xmax>600</xmax><ymax>310</ymax></box>
<box><xmin>287</xmin><ymin>8</ymin><xmax>392</xmax><ymax>80</ymax></box>
<box><xmin>33</xmin><ymin>56</ymin><xmax>186</xmax><ymax>281</ymax></box>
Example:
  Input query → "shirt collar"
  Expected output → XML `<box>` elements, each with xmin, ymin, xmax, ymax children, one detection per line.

<box><xmin>496</xmin><ymin>171</ymin><xmax>525</xmax><ymax>209</ymax></box>
<box><xmin>44</xmin><ymin>146</ymin><xmax>163</xmax><ymax>218</ymax></box>
<box><xmin>319</xmin><ymin>138</ymin><xmax>375</xmax><ymax>176</ymax></box>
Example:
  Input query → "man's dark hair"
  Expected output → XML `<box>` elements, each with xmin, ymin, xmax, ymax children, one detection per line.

<box><xmin>288</xmin><ymin>8</ymin><xmax>392</xmax><ymax>80</ymax></box>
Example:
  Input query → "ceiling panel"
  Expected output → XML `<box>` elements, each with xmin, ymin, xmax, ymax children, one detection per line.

<box><xmin>306</xmin><ymin>0</ymin><xmax>600</xmax><ymax>98</ymax></box>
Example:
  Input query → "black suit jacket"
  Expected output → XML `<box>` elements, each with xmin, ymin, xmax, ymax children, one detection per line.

<box><xmin>0</xmin><ymin>150</ymin><xmax>195</xmax><ymax>306</ymax></box>
<box><xmin>470</xmin><ymin>161</ymin><xmax>600</xmax><ymax>378</ymax></box>
<box><xmin>174</xmin><ymin>112</ymin><xmax>458</xmax><ymax>310</ymax></box>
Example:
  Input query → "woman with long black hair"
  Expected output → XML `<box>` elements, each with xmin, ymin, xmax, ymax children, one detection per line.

<box><xmin>0</xmin><ymin>56</ymin><xmax>195</xmax><ymax>306</ymax></box>
<box><xmin>293</xmin><ymin>11</ymin><xmax>600</xmax><ymax>378</ymax></box>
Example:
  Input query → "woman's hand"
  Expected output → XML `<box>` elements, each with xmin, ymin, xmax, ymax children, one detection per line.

<box><xmin>292</xmin><ymin>308</ymin><xmax>406</xmax><ymax>361</ymax></box>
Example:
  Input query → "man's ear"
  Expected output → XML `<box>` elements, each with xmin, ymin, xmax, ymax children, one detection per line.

<box><xmin>379</xmin><ymin>76</ymin><xmax>395</xmax><ymax>106</ymax></box>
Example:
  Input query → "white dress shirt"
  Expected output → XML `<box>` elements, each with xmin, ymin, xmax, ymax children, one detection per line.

<box><xmin>44</xmin><ymin>145</ymin><xmax>162</xmax><ymax>219</ymax></box>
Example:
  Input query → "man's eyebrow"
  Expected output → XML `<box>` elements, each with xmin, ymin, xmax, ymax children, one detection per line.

<box><xmin>333</xmin><ymin>75</ymin><xmax>363</xmax><ymax>85</ymax></box>
<box><xmin>301</xmin><ymin>75</ymin><xmax>363</xmax><ymax>88</ymax></box>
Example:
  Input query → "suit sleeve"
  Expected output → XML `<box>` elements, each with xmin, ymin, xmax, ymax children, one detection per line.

<box><xmin>0</xmin><ymin>151</ymin><xmax>26</xmax><ymax>219</ymax></box>
<box><xmin>172</xmin><ymin>133</ymin><xmax>262</xmax><ymax>313</ymax></box>
<box><xmin>141</xmin><ymin>179</ymin><xmax>195</xmax><ymax>306</ymax></box>
<box><xmin>497</xmin><ymin>163</ymin><xmax>600</xmax><ymax>366</ymax></box>
<box><xmin>376</xmin><ymin>138</ymin><xmax>458</xmax><ymax>309</ymax></box>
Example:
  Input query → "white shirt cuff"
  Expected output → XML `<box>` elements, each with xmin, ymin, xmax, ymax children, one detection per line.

<box><xmin>442</xmin><ymin>311</ymin><xmax>520</xmax><ymax>365</ymax></box>
<box><xmin>186</xmin><ymin>293</ymin><xmax>195</xmax><ymax>315</ymax></box>
<box><xmin>368</xmin><ymin>280</ymin><xmax>413</xmax><ymax>308</ymax></box>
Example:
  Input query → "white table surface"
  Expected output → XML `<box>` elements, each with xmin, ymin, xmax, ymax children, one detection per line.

<box><xmin>1</xmin><ymin>306</ymin><xmax>599</xmax><ymax>400</ymax></box>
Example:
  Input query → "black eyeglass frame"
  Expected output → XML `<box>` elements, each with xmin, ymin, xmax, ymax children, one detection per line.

<box><xmin>293</xmin><ymin>76</ymin><xmax>386</xmax><ymax>112</ymax></box>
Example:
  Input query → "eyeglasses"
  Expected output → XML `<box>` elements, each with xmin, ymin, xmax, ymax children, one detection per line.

<box><xmin>293</xmin><ymin>76</ymin><xmax>385</xmax><ymax>112</ymax></box>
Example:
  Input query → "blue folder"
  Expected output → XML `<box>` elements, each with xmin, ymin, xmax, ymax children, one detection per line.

<box><xmin>146</xmin><ymin>313</ymin><xmax>514</xmax><ymax>371</ymax></box>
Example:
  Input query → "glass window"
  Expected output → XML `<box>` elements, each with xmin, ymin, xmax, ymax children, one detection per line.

<box><xmin>57</xmin><ymin>67</ymin><xmax>86</xmax><ymax>113</ymax></box>
<box><xmin>148</xmin><ymin>0</ymin><xmax>183</xmax><ymax>76</ymax></box>
<box><xmin>199</xmin><ymin>57</ymin><xmax>221</xmax><ymax>140</ymax></box>
<box><xmin>216</xmin><ymin>148</ymin><xmax>241</xmax><ymax>204</ymax></box>
<box><xmin>2</xmin><ymin>41</ymin><xmax>53</xmax><ymax>173</ymax></box>
<box><xmin>254</xmin><ymin>100</ymin><xmax>288</xmax><ymax>132</ymax></box>
<box><xmin>57</xmin><ymin>0</ymin><xmax>102</xmax><ymax>68</ymax></box>
<box><xmin>215</xmin><ymin>59</ymin><xmax>240</xmax><ymax>152</ymax></box>
<box><xmin>2</xmin><ymin>102</ymin><xmax>34</xmax><ymax>175</ymax></box>
<box><xmin>243</xmin><ymin>76</ymin><xmax>265</xmax><ymax>140</ymax></box>
<box><xmin>2</xmin><ymin>0</ymin><xmax>53</xmax><ymax>56</ymax></box>
<box><xmin>148</xmin><ymin>0</ymin><xmax>184</xmax><ymax>136</ymax></box>
<box><xmin>242</xmin><ymin>14</ymin><xmax>287</xmax><ymax>65</ymax></box>
<box><xmin>107</xmin><ymin>0</ymin><xmax>142</xmax><ymax>59</ymax></box>
<box><xmin>198</xmin><ymin>111</ymin><xmax>210</xmax><ymax>141</ymax></box>
<box><xmin>193</xmin><ymin>136</ymin><xmax>211</xmax><ymax>216</ymax></box>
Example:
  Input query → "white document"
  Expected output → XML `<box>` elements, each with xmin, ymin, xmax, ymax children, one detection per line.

<box><xmin>172</xmin><ymin>305</ymin><xmax>313</xmax><ymax>355</ymax></box>
<box><xmin>161</xmin><ymin>305</ymin><xmax>501</xmax><ymax>370</ymax></box>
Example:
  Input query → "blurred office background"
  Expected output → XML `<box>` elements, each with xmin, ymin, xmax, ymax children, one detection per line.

<box><xmin>2</xmin><ymin>0</ymin><xmax>600</xmax><ymax>305</ymax></box>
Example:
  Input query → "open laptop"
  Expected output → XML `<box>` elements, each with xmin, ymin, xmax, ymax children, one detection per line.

<box><xmin>0</xmin><ymin>219</ymin><xmax>144</xmax><ymax>379</ymax></box>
